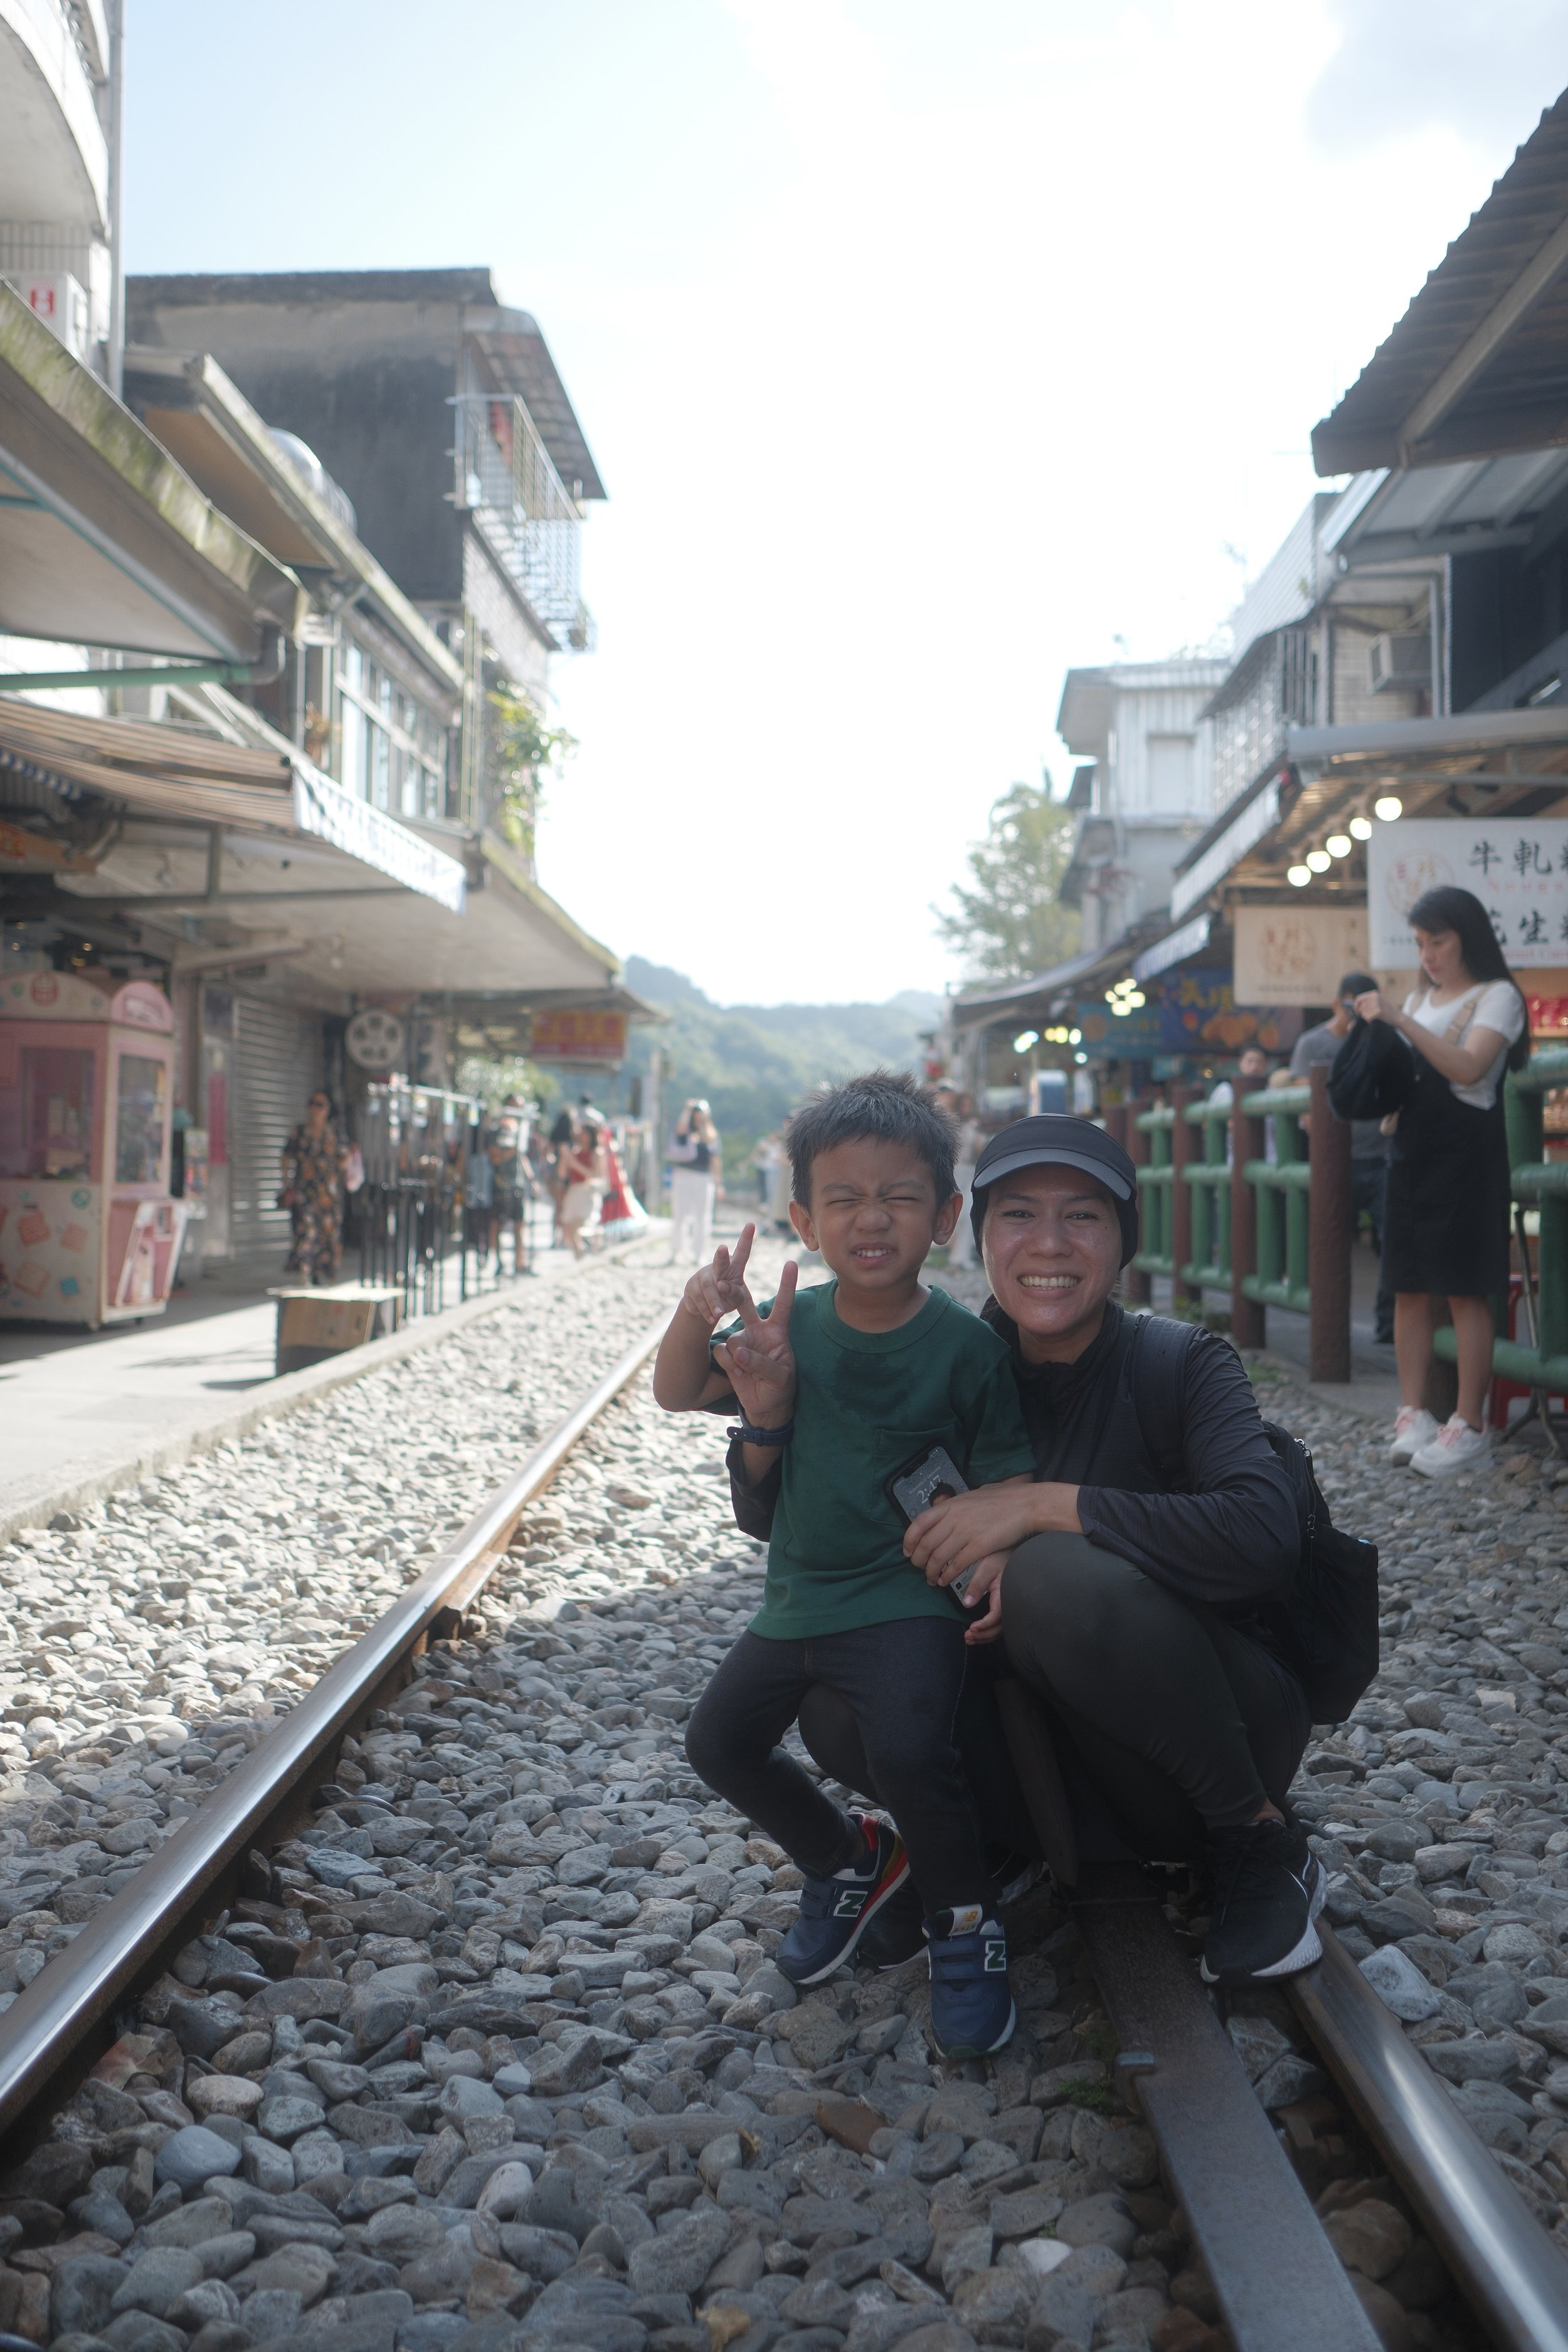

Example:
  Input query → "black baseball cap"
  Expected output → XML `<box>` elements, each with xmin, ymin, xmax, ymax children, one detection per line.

<box><xmin>970</xmin><ymin>1114</ymin><xmax>1140</xmax><ymax>1266</ymax></box>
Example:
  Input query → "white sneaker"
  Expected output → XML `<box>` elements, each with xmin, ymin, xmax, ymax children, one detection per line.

<box><xmin>1389</xmin><ymin>1406</ymin><xmax>1439</xmax><ymax>1465</ymax></box>
<box><xmin>1411</xmin><ymin>1415</ymin><xmax>1492</xmax><ymax>1478</ymax></box>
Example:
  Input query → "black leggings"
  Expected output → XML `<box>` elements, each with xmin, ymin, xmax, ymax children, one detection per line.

<box><xmin>795</xmin><ymin>1534</ymin><xmax>1310</xmax><ymax>1865</ymax></box>
<box><xmin>684</xmin><ymin>1618</ymin><xmax>992</xmax><ymax>1913</ymax></box>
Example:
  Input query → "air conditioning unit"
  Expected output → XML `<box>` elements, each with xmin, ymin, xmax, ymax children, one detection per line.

<box><xmin>1369</xmin><ymin>632</ymin><xmax>1431</xmax><ymax>694</ymax></box>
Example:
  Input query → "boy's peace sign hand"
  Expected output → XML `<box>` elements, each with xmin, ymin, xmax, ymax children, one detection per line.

<box><xmin>681</xmin><ymin>1222</ymin><xmax>798</xmax><ymax>1429</ymax></box>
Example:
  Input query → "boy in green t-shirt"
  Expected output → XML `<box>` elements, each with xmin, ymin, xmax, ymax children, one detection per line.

<box><xmin>653</xmin><ymin>1073</ymin><xmax>1035</xmax><ymax>2059</ymax></box>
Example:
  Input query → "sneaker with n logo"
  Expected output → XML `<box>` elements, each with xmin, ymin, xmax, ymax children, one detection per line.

<box><xmin>775</xmin><ymin>1816</ymin><xmax>909</xmax><ymax>1986</ymax></box>
<box><xmin>926</xmin><ymin>1909</ymin><xmax>1015</xmax><ymax>2059</ymax></box>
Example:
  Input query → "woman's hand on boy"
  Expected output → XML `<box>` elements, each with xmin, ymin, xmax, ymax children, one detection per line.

<box><xmin>906</xmin><ymin>1478</ymin><xmax>1080</xmax><ymax>1577</ymax></box>
<box><xmin>714</xmin><ymin>1257</ymin><xmax>799</xmax><ymax>1430</ymax></box>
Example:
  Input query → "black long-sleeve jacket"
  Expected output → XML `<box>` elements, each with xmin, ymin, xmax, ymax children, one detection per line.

<box><xmin>726</xmin><ymin>1299</ymin><xmax>1299</xmax><ymax>1621</ymax></box>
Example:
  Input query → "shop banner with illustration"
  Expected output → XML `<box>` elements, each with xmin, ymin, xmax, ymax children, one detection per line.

<box><xmin>1368</xmin><ymin>819</ymin><xmax>1568</xmax><ymax>967</ymax></box>
<box><xmin>1157</xmin><ymin>967</ymin><xmax>1290</xmax><ymax>1054</ymax></box>
<box><xmin>1074</xmin><ymin>967</ymin><xmax>1289</xmax><ymax>1058</ymax></box>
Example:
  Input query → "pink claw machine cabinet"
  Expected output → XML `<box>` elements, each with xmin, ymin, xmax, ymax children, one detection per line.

<box><xmin>0</xmin><ymin>969</ymin><xmax>188</xmax><ymax>1325</ymax></box>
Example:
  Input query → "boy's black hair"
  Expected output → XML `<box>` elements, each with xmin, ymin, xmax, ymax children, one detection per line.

<box><xmin>786</xmin><ymin>1070</ymin><xmax>958</xmax><ymax>1208</ymax></box>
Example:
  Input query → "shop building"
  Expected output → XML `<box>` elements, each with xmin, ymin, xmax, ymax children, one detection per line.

<box><xmin>0</xmin><ymin>256</ymin><xmax>645</xmax><ymax>1289</ymax></box>
<box><xmin>1168</xmin><ymin>92</ymin><xmax>1568</xmax><ymax>1042</ymax></box>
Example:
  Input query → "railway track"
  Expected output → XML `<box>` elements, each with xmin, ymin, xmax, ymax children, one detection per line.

<box><xmin>0</xmin><ymin>1318</ymin><xmax>1565</xmax><ymax>2352</ymax></box>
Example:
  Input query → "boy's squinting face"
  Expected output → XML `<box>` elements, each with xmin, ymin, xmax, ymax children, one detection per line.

<box><xmin>790</xmin><ymin>1139</ymin><xmax>959</xmax><ymax>1290</ymax></box>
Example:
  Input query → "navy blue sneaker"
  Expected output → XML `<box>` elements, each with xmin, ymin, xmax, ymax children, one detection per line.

<box><xmin>856</xmin><ymin>1870</ymin><xmax>925</xmax><ymax>1969</ymax></box>
<box><xmin>926</xmin><ymin>1908</ymin><xmax>1015</xmax><ymax>2058</ymax></box>
<box><xmin>776</xmin><ymin>1816</ymin><xmax>909</xmax><ymax>1986</ymax></box>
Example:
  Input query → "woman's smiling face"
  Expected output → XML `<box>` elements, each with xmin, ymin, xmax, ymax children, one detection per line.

<box><xmin>979</xmin><ymin>1162</ymin><xmax>1124</xmax><ymax>1362</ymax></box>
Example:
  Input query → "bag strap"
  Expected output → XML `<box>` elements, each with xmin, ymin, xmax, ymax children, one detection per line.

<box><xmin>1124</xmin><ymin>1313</ymin><xmax>1202</xmax><ymax>1486</ymax></box>
<box><xmin>1414</xmin><ymin>981</ymin><xmax>1488</xmax><ymax>1043</ymax></box>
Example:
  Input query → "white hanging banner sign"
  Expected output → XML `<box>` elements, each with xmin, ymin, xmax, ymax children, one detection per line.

<box><xmin>292</xmin><ymin>766</ymin><xmax>466</xmax><ymax>914</ymax></box>
<box><xmin>1367</xmin><ymin>818</ymin><xmax>1568</xmax><ymax>968</ymax></box>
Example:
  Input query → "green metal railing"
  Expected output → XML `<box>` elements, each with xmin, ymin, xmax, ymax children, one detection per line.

<box><xmin>1132</xmin><ymin>1104</ymin><xmax>1177</xmax><ymax>1279</ymax></box>
<box><xmin>1184</xmin><ymin>1099</ymin><xmax>1232</xmax><ymax>1297</ymax></box>
<box><xmin>1240</xmin><ymin>1084</ymin><xmax>1311</xmax><ymax>1316</ymax></box>
<box><xmin>1124</xmin><ymin>1067</ymin><xmax>1353</xmax><ymax>1380</ymax></box>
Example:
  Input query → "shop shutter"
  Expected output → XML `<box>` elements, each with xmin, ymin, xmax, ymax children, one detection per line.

<box><xmin>230</xmin><ymin>996</ymin><xmax>322</xmax><ymax>1255</ymax></box>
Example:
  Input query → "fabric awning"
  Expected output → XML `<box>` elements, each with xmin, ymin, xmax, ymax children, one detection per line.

<box><xmin>0</xmin><ymin>695</ymin><xmax>467</xmax><ymax>909</ymax></box>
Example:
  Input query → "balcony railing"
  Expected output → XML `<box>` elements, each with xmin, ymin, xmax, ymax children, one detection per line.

<box><xmin>454</xmin><ymin>393</ymin><xmax>587</xmax><ymax>643</ymax></box>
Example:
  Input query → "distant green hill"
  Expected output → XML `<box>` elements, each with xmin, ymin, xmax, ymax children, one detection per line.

<box><xmin>623</xmin><ymin>957</ymin><xmax>944</xmax><ymax>1172</ymax></box>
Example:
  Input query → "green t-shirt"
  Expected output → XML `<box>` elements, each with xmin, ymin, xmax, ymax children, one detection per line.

<box><xmin>713</xmin><ymin>1279</ymin><xmax>1036</xmax><ymax>1640</ymax></box>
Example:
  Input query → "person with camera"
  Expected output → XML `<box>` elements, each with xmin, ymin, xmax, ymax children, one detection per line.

<box><xmin>1352</xmin><ymin>886</ymin><xmax>1530</xmax><ymax>1478</ymax></box>
<box><xmin>1290</xmin><ymin>971</ymin><xmax>1393</xmax><ymax>1343</ymax></box>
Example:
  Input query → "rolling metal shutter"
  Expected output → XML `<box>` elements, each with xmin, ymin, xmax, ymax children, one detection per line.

<box><xmin>230</xmin><ymin>996</ymin><xmax>323</xmax><ymax>1256</ymax></box>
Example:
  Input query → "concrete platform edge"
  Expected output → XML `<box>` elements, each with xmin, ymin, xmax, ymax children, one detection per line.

<box><xmin>0</xmin><ymin>1235</ymin><xmax>669</xmax><ymax>1546</ymax></box>
<box><xmin>1244</xmin><ymin>1347</ymin><xmax>1397</xmax><ymax>1428</ymax></box>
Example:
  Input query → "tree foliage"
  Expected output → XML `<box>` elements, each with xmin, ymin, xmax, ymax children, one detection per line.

<box><xmin>485</xmin><ymin>682</ymin><xmax>576</xmax><ymax>862</ymax></box>
<box><xmin>936</xmin><ymin>779</ymin><xmax>1080</xmax><ymax>982</ymax></box>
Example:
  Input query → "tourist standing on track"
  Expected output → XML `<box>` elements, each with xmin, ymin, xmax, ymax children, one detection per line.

<box><xmin>1353</xmin><ymin>886</ymin><xmax>1530</xmax><ymax>1478</ymax></box>
<box><xmin>668</xmin><ymin>1098</ymin><xmax>719</xmax><ymax>1263</ymax></box>
<box><xmin>547</xmin><ymin>1106</ymin><xmax>576</xmax><ymax>1246</ymax></box>
<box><xmin>726</xmin><ymin>1114</ymin><xmax>1330</xmax><ymax>1990</ymax></box>
<box><xmin>558</xmin><ymin>1115</ymin><xmax>607</xmax><ymax>1257</ymax></box>
<box><xmin>490</xmin><ymin>1093</ymin><xmax>531</xmax><ymax>1273</ymax></box>
<box><xmin>279</xmin><ymin>1089</ymin><xmax>350</xmax><ymax>1285</ymax></box>
<box><xmin>656</xmin><ymin>1073</ymin><xmax>1037</xmax><ymax>2058</ymax></box>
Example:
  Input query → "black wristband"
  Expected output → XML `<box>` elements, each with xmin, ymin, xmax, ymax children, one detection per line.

<box><xmin>729</xmin><ymin>1419</ymin><xmax>793</xmax><ymax>1446</ymax></box>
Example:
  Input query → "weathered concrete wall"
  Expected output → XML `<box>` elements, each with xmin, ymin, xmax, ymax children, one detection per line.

<box><xmin>127</xmin><ymin>279</ymin><xmax>467</xmax><ymax>605</ymax></box>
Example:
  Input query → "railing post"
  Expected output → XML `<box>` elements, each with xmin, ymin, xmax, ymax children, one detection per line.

<box><xmin>1231</xmin><ymin>1094</ymin><xmax>1266</xmax><ymax>1348</ymax></box>
<box><xmin>1125</xmin><ymin>1092</ymin><xmax>1152</xmax><ymax>1305</ymax></box>
<box><xmin>1308</xmin><ymin>1062</ymin><xmax>1352</xmax><ymax>1383</ymax></box>
<box><xmin>1170</xmin><ymin>1085</ymin><xmax>1195</xmax><ymax>1311</ymax></box>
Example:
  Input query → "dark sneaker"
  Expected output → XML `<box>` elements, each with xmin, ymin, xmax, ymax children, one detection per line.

<box><xmin>776</xmin><ymin>1816</ymin><xmax>909</xmax><ymax>1986</ymax></box>
<box><xmin>1199</xmin><ymin>1819</ymin><xmax>1325</xmax><ymax>1987</ymax></box>
<box><xmin>857</xmin><ymin>1872</ymin><xmax>925</xmax><ymax>1969</ymax></box>
<box><xmin>926</xmin><ymin>1908</ymin><xmax>1015</xmax><ymax>2058</ymax></box>
<box><xmin>995</xmin><ymin>1851</ymin><xmax>1044</xmax><ymax>1907</ymax></box>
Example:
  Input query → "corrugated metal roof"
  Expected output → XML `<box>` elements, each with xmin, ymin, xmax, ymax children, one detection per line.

<box><xmin>1313</xmin><ymin>91</ymin><xmax>1568</xmax><ymax>474</ymax></box>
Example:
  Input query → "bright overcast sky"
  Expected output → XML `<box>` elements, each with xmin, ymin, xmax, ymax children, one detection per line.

<box><xmin>125</xmin><ymin>1</ymin><xmax>1568</xmax><ymax>1004</ymax></box>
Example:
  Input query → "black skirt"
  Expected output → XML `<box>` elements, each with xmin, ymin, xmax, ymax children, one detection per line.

<box><xmin>1383</xmin><ymin>1079</ymin><xmax>1511</xmax><ymax>1298</ymax></box>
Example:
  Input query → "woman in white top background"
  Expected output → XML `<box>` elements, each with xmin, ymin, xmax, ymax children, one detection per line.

<box><xmin>1354</xmin><ymin>884</ymin><xmax>1530</xmax><ymax>1478</ymax></box>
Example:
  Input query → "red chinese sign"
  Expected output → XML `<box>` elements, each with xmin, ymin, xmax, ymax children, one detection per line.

<box><xmin>531</xmin><ymin>1009</ymin><xmax>628</xmax><ymax>1064</ymax></box>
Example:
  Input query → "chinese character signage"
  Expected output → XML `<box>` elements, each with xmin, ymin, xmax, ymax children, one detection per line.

<box><xmin>1369</xmin><ymin>820</ymin><xmax>1568</xmax><ymax>968</ymax></box>
<box><xmin>1234</xmin><ymin>906</ymin><xmax>1370</xmax><ymax>1005</ymax></box>
<box><xmin>530</xmin><ymin>1009</ymin><xmax>628</xmax><ymax>1064</ymax></box>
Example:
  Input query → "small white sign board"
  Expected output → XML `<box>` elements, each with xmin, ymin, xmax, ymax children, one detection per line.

<box><xmin>1234</xmin><ymin>904</ymin><xmax>1370</xmax><ymax>1005</ymax></box>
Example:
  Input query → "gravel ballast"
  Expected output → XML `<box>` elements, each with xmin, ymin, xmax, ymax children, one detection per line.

<box><xmin>3</xmin><ymin>1279</ymin><xmax>1563</xmax><ymax>2349</ymax></box>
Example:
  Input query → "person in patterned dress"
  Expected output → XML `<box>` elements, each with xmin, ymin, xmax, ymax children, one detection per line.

<box><xmin>280</xmin><ymin>1090</ymin><xmax>349</xmax><ymax>1283</ymax></box>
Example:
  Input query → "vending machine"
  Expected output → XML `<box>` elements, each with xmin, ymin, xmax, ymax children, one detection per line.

<box><xmin>0</xmin><ymin>967</ymin><xmax>188</xmax><ymax>1325</ymax></box>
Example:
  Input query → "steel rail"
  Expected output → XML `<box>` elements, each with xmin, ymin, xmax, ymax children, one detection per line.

<box><xmin>1292</xmin><ymin>1927</ymin><xmax>1568</xmax><ymax>2352</ymax></box>
<box><xmin>0</xmin><ymin>1311</ymin><xmax>669</xmax><ymax>2149</ymax></box>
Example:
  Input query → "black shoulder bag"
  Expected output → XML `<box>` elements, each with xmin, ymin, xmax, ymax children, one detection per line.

<box><xmin>1327</xmin><ymin>1015</ymin><xmax>1415</xmax><ymax>1124</ymax></box>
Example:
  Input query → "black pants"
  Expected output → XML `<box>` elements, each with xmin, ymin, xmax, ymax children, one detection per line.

<box><xmin>1002</xmin><ymin>1534</ymin><xmax>1310</xmax><ymax>1853</ymax></box>
<box><xmin>1352</xmin><ymin>1156</ymin><xmax>1394</xmax><ymax>1337</ymax></box>
<box><xmin>684</xmin><ymin>1618</ymin><xmax>992</xmax><ymax>1913</ymax></box>
<box><xmin>795</xmin><ymin>1535</ymin><xmax>1309</xmax><ymax>1867</ymax></box>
